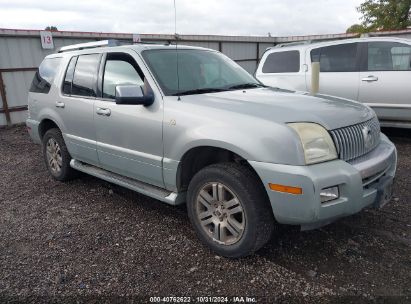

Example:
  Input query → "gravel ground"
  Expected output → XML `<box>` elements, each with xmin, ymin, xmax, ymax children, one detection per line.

<box><xmin>0</xmin><ymin>126</ymin><xmax>410</xmax><ymax>303</ymax></box>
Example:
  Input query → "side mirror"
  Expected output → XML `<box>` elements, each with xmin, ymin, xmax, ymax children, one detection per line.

<box><xmin>115</xmin><ymin>85</ymin><xmax>154</xmax><ymax>106</ymax></box>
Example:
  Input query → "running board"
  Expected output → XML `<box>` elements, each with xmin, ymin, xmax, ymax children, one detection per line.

<box><xmin>70</xmin><ymin>159</ymin><xmax>185</xmax><ymax>205</ymax></box>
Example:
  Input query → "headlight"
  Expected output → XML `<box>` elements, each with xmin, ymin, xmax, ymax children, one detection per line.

<box><xmin>288</xmin><ymin>123</ymin><xmax>337</xmax><ymax>165</ymax></box>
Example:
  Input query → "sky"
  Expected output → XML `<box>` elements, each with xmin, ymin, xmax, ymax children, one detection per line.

<box><xmin>0</xmin><ymin>0</ymin><xmax>363</xmax><ymax>36</ymax></box>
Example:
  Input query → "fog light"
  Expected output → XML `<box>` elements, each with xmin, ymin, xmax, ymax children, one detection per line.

<box><xmin>320</xmin><ymin>186</ymin><xmax>339</xmax><ymax>203</ymax></box>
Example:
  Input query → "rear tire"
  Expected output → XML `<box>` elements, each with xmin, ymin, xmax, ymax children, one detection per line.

<box><xmin>187</xmin><ymin>162</ymin><xmax>275</xmax><ymax>258</ymax></box>
<box><xmin>42</xmin><ymin>128</ymin><xmax>77</xmax><ymax>181</ymax></box>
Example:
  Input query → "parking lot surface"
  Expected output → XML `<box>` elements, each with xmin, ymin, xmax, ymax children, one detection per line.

<box><xmin>0</xmin><ymin>126</ymin><xmax>410</xmax><ymax>303</ymax></box>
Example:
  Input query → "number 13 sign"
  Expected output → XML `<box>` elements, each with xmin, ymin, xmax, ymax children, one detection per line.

<box><xmin>40</xmin><ymin>31</ymin><xmax>54</xmax><ymax>49</ymax></box>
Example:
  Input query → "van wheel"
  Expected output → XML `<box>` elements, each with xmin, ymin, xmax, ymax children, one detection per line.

<box><xmin>187</xmin><ymin>163</ymin><xmax>274</xmax><ymax>258</ymax></box>
<box><xmin>42</xmin><ymin>128</ymin><xmax>77</xmax><ymax>181</ymax></box>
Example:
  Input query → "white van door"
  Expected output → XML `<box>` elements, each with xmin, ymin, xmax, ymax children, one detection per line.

<box><xmin>256</xmin><ymin>50</ymin><xmax>306</xmax><ymax>91</ymax></box>
<box><xmin>358</xmin><ymin>41</ymin><xmax>411</xmax><ymax>123</ymax></box>
<box><xmin>307</xmin><ymin>42</ymin><xmax>360</xmax><ymax>100</ymax></box>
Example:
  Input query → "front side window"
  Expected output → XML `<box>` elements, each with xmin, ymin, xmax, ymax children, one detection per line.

<box><xmin>262</xmin><ymin>51</ymin><xmax>300</xmax><ymax>73</ymax></box>
<box><xmin>367</xmin><ymin>42</ymin><xmax>411</xmax><ymax>71</ymax></box>
<box><xmin>102</xmin><ymin>54</ymin><xmax>144</xmax><ymax>99</ymax></box>
<box><xmin>71</xmin><ymin>54</ymin><xmax>101</xmax><ymax>97</ymax></box>
<box><xmin>30</xmin><ymin>57</ymin><xmax>62</xmax><ymax>94</ymax></box>
<box><xmin>142</xmin><ymin>49</ymin><xmax>261</xmax><ymax>96</ymax></box>
<box><xmin>311</xmin><ymin>43</ymin><xmax>359</xmax><ymax>72</ymax></box>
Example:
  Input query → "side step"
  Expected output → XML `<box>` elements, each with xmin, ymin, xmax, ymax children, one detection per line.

<box><xmin>70</xmin><ymin>159</ymin><xmax>185</xmax><ymax>205</ymax></box>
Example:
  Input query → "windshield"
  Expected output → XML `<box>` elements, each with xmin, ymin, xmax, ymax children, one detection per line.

<box><xmin>141</xmin><ymin>49</ymin><xmax>262</xmax><ymax>96</ymax></box>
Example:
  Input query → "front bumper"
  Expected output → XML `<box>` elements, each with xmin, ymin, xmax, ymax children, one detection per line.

<box><xmin>249</xmin><ymin>133</ymin><xmax>397</xmax><ymax>229</ymax></box>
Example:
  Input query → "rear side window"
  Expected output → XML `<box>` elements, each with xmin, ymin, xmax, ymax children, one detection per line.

<box><xmin>262</xmin><ymin>51</ymin><xmax>300</xmax><ymax>73</ymax></box>
<box><xmin>367</xmin><ymin>41</ymin><xmax>411</xmax><ymax>71</ymax></box>
<box><xmin>30</xmin><ymin>58</ymin><xmax>61</xmax><ymax>94</ymax></box>
<box><xmin>62</xmin><ymin>56</ymin><xmax>78</xmax><ymax>95</ymax></box>
<box><xmin>311</xmin><ymin>43</ymin><xmax>359</xmax><ymax>72</ymax></box>
<box><xmin>71</xmin><ymin>54</ymin><xmax>101</xmax><ymax>97</ymax></box>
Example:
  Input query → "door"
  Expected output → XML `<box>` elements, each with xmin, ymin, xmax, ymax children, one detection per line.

<box><xmin>59</xmin><ymin>54</ymin><xmax>101</xmax><ymax>166</ymax></box>
<box><xmin>256</xmin><ymin>50</ymin><xmax>306</xmax><ymax>91</ymax></box>
<box><xmin>94</xmin><ymin>51</ymin><xmax>164</xmax><ymax>187</ymax></box>
<box><xmin>358</xmin><ymin>41</ymin><xmax>411</xmax><ymax>122</ymax></box>
<box><xmin>308</xmin><ymin>42</ymin><xmax>360</xmax><ymax>100</ymax></box>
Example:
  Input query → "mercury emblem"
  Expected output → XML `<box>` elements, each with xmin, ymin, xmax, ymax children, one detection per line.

<box><xmin>362</xmin><ymin>126</ymin><xmax>372</xmax><ymax>149</ymax></box>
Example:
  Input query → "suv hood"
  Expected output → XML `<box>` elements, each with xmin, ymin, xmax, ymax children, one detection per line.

<box><xmin>185</xmin><ymin>88</ymin><xmax>374</xmax><ymax>130</ymax></box>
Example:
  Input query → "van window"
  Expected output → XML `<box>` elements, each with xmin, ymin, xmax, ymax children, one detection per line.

<box><xmin>30</xmin><ymin>58</ymin><xmax>61</xmax><ymax>94</ymax></box>
<box><xmin>262</xmin><ymin>51</ymin><xmax>300</xmax><ymax>73</ymax></box>
<box><xmin>62</xmin><ymin>56</ymin><xmax>78</xmax><ymax>95</ymax></box>
<box><xmin>71</xmin><ymin>54</ymin><xmax>101</xmax><ymax>97</ymax></box>
<box><xmin>367</xmin><ymin>42</ymin><xmax>411</xmax><ymax>71</ymax></box>
<box><xmin>103</xmin><ymin>54</ymin><xmax>144</xmax><ymax>99</ymax></box>
<box><xmin>311</xmin><ymin>43</ymin><xmax>359</xmax><ymax>72</ymax></box>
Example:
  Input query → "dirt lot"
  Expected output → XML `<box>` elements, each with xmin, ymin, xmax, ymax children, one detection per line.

<box><xmin>0</xmin><ymin>125</ymin><xmax>410</xmax><ymax>303</ymax></box>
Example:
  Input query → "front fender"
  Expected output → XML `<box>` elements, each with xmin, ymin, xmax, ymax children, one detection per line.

<box><xmin>164</xmin><ymin>104</ymin><xmax>305</xmax><ymax>165</ymax></box>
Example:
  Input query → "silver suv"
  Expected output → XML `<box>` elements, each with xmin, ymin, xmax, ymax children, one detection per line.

<box><xmin>27</xmin><ymin>40</ymin><xmax>397</xmax><ymax>257</ymax></box>
<box><xmin>256</xmin><ymin>37</ymin><xmax>411</xmax><ymax>128</ymax></box>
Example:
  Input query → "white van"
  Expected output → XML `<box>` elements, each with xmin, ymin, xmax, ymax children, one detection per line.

<box><xmin>255</xmin><ymin>37</ymin><xmax>411</xmax><ymax>128</ymax></box>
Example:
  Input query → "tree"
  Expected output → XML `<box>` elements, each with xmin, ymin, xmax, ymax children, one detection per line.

<box><xmin>358</xmin><ymin>0</ymin><xmax>411</xmax><ymax>31</ymax></box>
<box><xmin>346</xmin><ymin>24</ymin><xmax>367</xmax><ymax>33</ymax></box>
<box><xmin>45</xmin><ymin>26</ymin><xmax>58</xmax><ymax>31</ymax></box>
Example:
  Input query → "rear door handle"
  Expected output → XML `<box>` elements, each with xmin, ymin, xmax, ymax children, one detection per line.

<box><xmin>96</xmin><ymin>107</ymin><xmax>111</xmax><ymax>116</ymax></box>
<box><xmin>55</xmin><ymin>101</ymin><xmax>65</xmax><ymax>108</ymax></box>
<box><xmin>361</xmin><ymin>75</ymin><xmax>378</xmax><ymax>82</ymax></box>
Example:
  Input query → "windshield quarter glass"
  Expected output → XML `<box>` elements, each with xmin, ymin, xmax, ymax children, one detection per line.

<box><xmin>141</xmin><ymin>49</ymin><xmax>260</xmax><ymax>96</ymax></box>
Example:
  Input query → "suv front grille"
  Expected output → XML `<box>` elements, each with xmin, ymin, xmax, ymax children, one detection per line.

<box><xmin>330</xmin><ymin>116</ymin><xmax>380</xmax><ymax>162</ymax></box>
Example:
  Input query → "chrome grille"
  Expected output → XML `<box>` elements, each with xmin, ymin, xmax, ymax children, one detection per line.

<box><xmin>330</xmin><ymin>116</ymin><xmax>380</xmax><ymax>162</ymax></box>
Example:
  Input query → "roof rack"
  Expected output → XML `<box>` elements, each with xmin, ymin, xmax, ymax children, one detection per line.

<box><xmin>58</xmin><ymin>39</ymin><xmax>126</xmax><ymax>53</ymax></box>
<box><xmin>274</xmin><ymin>40</ymin><xmax>313</xmax><ymax>48</ymax></box>
<box><xmin>264</xmin><ymin>40</ymin><xmax>321</xmax><ymax>52</ymax></box>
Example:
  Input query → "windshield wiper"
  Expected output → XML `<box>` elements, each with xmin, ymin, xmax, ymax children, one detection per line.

<box><xmin>173</xmin><ymin>88</ymin><xmax>228</xmax><ymax>96</ymax></box>
<box><xmin>228</xmin><ymin>83</ymin><xmax>266</xmax><ymax>90</ymax></box>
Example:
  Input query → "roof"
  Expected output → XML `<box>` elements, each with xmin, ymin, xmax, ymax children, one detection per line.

<box><xmin>47</xmin><ymin>41</ymin><xmax>213</xmax><ymax>58</ymax></box>
<box><xmin>265</xmin><ymin>36</ymin><xmax>411</xmax><ymax>52</ymax></box>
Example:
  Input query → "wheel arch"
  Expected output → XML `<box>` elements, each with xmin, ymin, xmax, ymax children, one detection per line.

<box><xmin>38</xmin><ymin>118</ymin><xmax>61</xmax><ymax>140</ymax></box>
<box><xmin>176</xmin><ymin>145</ymin><xmax>265</xmax><ymax>193</ymax></box>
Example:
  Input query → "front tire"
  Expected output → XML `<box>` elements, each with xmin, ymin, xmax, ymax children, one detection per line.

<box><xmin>42</xmin><ymin>128</ymin><xmax>77</xmax><ymax>181</ymax></box>
<box><xmin>187</xmin><ymin>163</ymin><xmax>275</xmax><ymax>258</ymax></box>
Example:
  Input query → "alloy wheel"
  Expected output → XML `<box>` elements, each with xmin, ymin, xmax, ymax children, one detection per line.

<box><xmin>46</xmin><ymin>138</ymin><xmax>62</xmax><ymax>175</ymax></box>
<box><xmin>195</xmin><ymin>182</ymin><xmax>245</xmax><ymax>245</ymax></box>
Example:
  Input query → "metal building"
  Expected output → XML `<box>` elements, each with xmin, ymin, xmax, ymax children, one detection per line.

<box><xmin>1</xmin><ymin>27</ymin><xmax>410</xmax><ymax>126</ymax></box>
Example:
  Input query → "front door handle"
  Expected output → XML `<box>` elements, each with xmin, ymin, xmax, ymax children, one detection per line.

<box><xmin>55</xmin><ymin>101</ymin><xmax>65</xmax><ymax>108</ymax></box>
<box><xmin>361</xmin><ymin>75</ymin><xmax>378</xmax><ymax>82</ymax></box>
<box><xmin>96</xmin><ymin>107</ymin><xmax>111</xmax><ymax>116</ymax></box>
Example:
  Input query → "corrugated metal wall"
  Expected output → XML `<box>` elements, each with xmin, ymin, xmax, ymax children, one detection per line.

<box><xmin>1</xmin><ymin>28</ymin><xmax>410</xmax><ymax>126</ymax></box>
